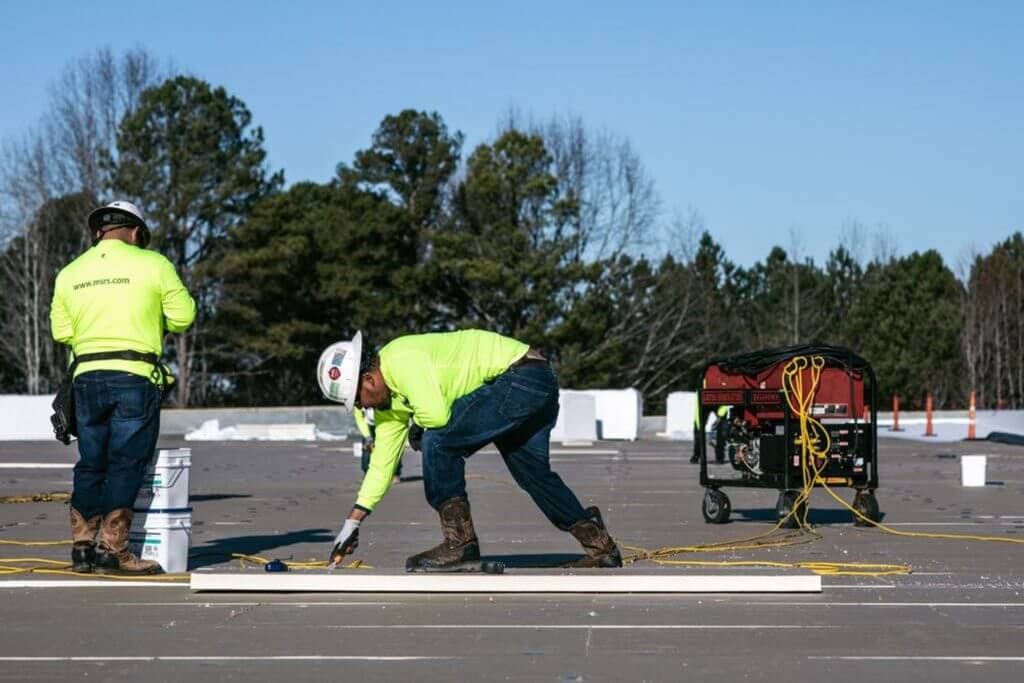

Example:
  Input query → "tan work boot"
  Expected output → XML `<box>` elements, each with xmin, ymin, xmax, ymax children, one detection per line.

<box><xmin>405</xmin><ymin>497</ymin><xmax>481</xmax><ymax>571</ymax></box>
<box><xmin>93</xmin><ymin>508</ymin><xmax>162</xmax><ymax>575</ymax></box>
<box><xmin>70</xmin><ymin>507</ymin><xmax>101</xmax><ymax>573</ymax></box>
<box><xmin>568</xmin><ymin>506</ymin><xmax>623</xmax><ymax>568</ymax></box>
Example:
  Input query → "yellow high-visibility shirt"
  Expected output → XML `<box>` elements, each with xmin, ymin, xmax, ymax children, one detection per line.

<box><xmin>50</xmin><ymin>239</ymin><xmax>196</xmax><ymax>382</ymax></box>
<box><xmin>354</xmin><ymin>330</ymin><xmax>529</xmax><ymax>511</ymax></box>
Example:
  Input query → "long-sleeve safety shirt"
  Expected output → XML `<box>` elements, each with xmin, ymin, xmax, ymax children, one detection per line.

<box><xmin>354</xmin><ymin>330</ymin><xmax>529</xmax><ymax>511</ymax></box>
<box><xmin>50</xmin><ymin>239</ymin><xmax>196</xmax><ymax>381</ymax></box>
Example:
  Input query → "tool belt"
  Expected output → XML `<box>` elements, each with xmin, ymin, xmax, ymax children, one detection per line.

<box><xmin>50</xmin><ymin>350</ymin><xmax>175</xmax><ymax>445</ymax></box>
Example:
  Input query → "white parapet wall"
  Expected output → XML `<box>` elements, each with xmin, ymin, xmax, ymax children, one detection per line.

<box><xmin>0</xmin><ymin>395</ymin><xmax>56</xmax><ymax>441</ymax></box>
<box><xmin>665</xmin><ymin>391</ymin><xmax>697</xmax><ymax>440</ymax></box>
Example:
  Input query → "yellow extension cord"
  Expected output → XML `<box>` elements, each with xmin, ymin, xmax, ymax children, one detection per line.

<box><xmin>624</xmin><ymin>355</ymin><xmax>1024</xmax><ymax>576</ymax></box>
<box><xmin>3</xmin><ymin>357</ymin><xmax>1021</xmax><ymax>580</ymax></box>
<box><xmin>0</xmin><ymin>544</ymin><xmax>369</xmax><ymax>580</ymax></box>
<box><xmin>0</xmin><ymin>492</ymin><xmax>70</xmax><ymax>504</ymax></box>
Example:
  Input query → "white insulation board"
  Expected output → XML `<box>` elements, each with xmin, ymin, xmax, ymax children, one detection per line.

<box><xmin>190</xmin><ymin>572</ymin><xmax>821</xmax><ymax>593</ymax></box>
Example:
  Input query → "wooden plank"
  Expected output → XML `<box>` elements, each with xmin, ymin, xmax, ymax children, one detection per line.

<box><xmin>190</xmin><ymin>572</ymin><xmax>821</xmax><ymax>593</ymax></box>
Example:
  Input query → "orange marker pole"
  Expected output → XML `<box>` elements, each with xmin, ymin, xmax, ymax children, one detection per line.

<box><xmin>968</xmin><ymin>390</ymin><xmax>977</xmax><ymax>440</ymax></box>
<box><xmin>891</xmin><ymin>395</ymin><xmax>902</xmax><ymax>431</ymax></box>
<box><xmin>924</xmin><ymin>394</ymin><xmax>935</xmax><ymax>437</ymax></box>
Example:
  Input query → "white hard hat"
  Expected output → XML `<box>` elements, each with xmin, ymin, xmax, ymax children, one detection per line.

<box><xmin>88</xmin><ymin>200</ymin><xmax>151</xmax><ymax>247</ymax></box>
<box><xmin>317</xmin><ymin>331</ymin><xmax>363</xmax><ymax>410</ymax></box>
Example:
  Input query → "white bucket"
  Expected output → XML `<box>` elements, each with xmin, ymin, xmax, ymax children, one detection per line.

<box><xmin>961</xmin><ymin>455</ymin><xmax>987</xmax><ymax>487</ymax></box>
<box><xmin>129</xmin><ymin>508</ymin><xmax>192</xmax><ymax>573</ymax></box>
<box><xmin>136</xmin><ymin>448</ymin><xmax>191</xmax><ymax>510</ymax></box>
<box><xmin>353</xmin><ymin>441</ymin><xmax>363</xmax><ymax>459</ymax></box>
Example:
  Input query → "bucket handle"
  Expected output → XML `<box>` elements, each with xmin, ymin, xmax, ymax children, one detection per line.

<box><xmin>148</xmin><ymin>465</ymin><xmax>187</xmax><ymax>490</ymax></box>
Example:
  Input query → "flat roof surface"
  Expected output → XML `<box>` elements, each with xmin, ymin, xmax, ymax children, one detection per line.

<box><xmin>2</xmin><ymin>435</ymin><xmax>1023</xmax><ymax>681</ymax></box>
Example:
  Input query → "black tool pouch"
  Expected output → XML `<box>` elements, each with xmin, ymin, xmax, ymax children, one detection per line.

<box><xmin>50</xmin><ymin>350</ymin><xmax>176</xmax><ymax>445</ymax></box>
<box><xmin>51</xmin><ymin>374</ymin><xmax>77</xmax><ymax>445</ymax></box>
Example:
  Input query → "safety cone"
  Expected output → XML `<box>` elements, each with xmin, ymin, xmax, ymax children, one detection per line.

<box><xmin>968</xmin><ymin>391</ymin><xmax>977</xmax><ymax>440</ymax></box>
<box><xmin>924</xmin><ymin>394</ymin><xmax>936</xmax><ymax>437</ymax></box>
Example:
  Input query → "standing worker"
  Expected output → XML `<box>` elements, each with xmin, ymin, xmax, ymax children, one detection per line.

<box><xmin>50</xmin><ymin>201</ymin><xmax>195</xmax><ymax>575</ymax></box>
<box><xmin>690</xmin><ymin>398</ymin><xmax>731</xmax><ymax>464</ymax></box>
<box><xmin>318</xmin><ymin>329</ymin><xmax>622</xmax><ymax>571</ymax></box>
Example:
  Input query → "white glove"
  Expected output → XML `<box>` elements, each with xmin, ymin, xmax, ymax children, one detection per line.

<box><xmin>328</xmin><ymin>518</ymin><xmax>361</xmax><ymax>567</ymax></box>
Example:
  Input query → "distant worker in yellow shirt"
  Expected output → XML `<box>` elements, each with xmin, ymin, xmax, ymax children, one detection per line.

<box><xmin>317</xmin><ymin>330</ymin><xmax>622</xmax><ymax>571</ymax></box>
<box><xmin>50</xmin><ymin>201</ymin><xmax>195</xmax><ymax>575</ymax></box>
<box><xmin>354</xmin><ymin>407</ymin><xmax>409</xmax><ymax>482</ymax></box>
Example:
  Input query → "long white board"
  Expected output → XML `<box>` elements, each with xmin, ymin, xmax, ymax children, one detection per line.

<box><xmin>190</xmin><ymin>572</ymin><xmax>821</xmax><ymax>593</ymax></box>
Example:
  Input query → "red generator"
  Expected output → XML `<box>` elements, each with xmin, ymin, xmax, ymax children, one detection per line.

<box><xmin>697</xmin><ymin>344</ymin><xmax>880</xmax><ymax>526</ymax></box>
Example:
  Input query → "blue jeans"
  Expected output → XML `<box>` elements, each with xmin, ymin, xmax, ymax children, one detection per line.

<box><xmin>71</xmin><ymin>371</ymin><xmax>161</xmax><ymax>518</ymax></box>
<box><xmin>420</xmin><ymin>362</ymin><xmax>587</xmax><ymax>531</ymax></box>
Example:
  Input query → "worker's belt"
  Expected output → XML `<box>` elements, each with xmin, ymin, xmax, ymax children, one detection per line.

<box><xmin>50</xmin><ymin>350</ymin><xmax>175</xmax><ymax>445</ymax></box>
<box><xmin>509</xmin><ymin>348</ymin><xmax>549</xmax><ymax>370</ymax></box>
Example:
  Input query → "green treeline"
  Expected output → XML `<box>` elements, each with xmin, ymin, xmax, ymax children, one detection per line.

<box><xmin>1</xmin><ymin>57</ymin><xmax>1020</xmax><ymax>411</ymax></box>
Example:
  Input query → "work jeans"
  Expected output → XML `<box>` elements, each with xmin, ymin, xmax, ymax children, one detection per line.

<box><xmin>420</xmin><ymin>362</ymin><xmax>587</xmax><ymax>531</ymax></box>
<box><xmin>71</xmin><ymin>371</ymin><xmax>161</xmax><ymax>518</ymax></box>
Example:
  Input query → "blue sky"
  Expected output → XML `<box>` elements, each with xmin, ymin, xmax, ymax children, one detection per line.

<box><xmin>2</xmin><ymin>1</ymin><xmax>1021</xmax><ymax>267</ymax></box>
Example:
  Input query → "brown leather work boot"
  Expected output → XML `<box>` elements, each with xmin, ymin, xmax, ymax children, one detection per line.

<box><xmin>70</xmin><ymin>507</ymin><xmax>101</xmax><ymax>573</ymax></box>
<box><xmin>93</xmin><ymin>508</ymin><xmax>162</xmax><ymax>575</ymax></box>
<box><xmin>568</xmin><ymin>506</ymin><xmax>623</xmax><ymax>568</ymax></box>
<box><xmin>405</xmin><ymin>497</ymin><xmax>481</xmax><ymax>572</ymax></box>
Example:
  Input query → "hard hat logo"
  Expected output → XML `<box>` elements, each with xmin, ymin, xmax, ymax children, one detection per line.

<box><xmin>328</xmin><ymin>367</ymin><xmax>341</xmax><ymax>381</ymax></box>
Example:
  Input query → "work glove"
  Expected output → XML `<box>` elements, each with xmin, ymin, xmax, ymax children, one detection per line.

<box><xmin>328</xmin><ymin>518</ymin><xmax>361</xmax><ymax>567</ymax></box>
<box><xmin>408</xmin><ymin>424</ymin><xmax>424</xmax><ymax>452</ymax></box>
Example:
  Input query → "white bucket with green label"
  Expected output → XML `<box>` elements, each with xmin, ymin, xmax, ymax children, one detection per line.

<box><xmin>129</xmin><ymin>508</ymin><xmax>192</xmax><ymax>574</ymax></box>
<box><xmin>136</xmin><ymin>448</ymin><xmax>191</xmax><ymax>510</ymax></box>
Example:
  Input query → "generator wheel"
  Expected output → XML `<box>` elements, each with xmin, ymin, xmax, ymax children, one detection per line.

<box><xmin>853</xmin><ymin>491</ymin><xmax>880</xmax><ymax>526</ymax></box>
<box><xmin>702</xmin><ymin>489</ymin><xmax>731</xmax><ymax>524</ymax></box>
<box><xmin>777</xmin><ymin>491</ymin><xmax>807</xmax><ymax>529</ymax></box>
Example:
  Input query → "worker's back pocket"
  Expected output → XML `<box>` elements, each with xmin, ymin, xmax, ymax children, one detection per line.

<box><xmin>110</xmin><ymin>376</ymin><xmax>157</xmax><ymax>422</ymax></box>
<box><xmin>498</xmin><ymin>374</ymin><xmax>553</xmax><ymax>421</ymax></box>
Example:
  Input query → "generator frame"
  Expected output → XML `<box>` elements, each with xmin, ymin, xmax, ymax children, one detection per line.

<box><xmin>696</xmin><ymin>345</ymin><xmax>881</xmax><ymax>526</ymax></box>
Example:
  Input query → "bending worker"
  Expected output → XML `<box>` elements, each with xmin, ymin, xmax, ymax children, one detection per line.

<box><xmin>317</xmin><ymin>329</ymin><xmax>622</xmax><ymax>571</ymax></box>
<box><xmin>50</xmin><ymin>201</ymin><xmax>195</xmax><ymax>575</ymax></box>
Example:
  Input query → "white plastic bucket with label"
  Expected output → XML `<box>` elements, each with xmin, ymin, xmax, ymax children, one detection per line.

<box><xmin>129</xmin><ymin>508</ymin><xmax>192</xmax><ymax>573</ymax></box>
<box><xmin>136</xmin><ymin>448</ymin><xmax>191</xmax><ymax>510</ymax></box>
<box><xmin>961</xmin><ymin>455</ymin><xmax>987</xmax><ymax>487</ymax></box>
